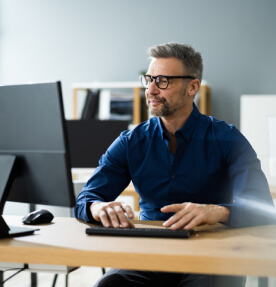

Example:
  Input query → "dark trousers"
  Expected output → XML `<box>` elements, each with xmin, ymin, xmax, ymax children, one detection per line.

<box><xmin>94</xmin><ymin>269</ymin><xmax>246</xmax><ymax>287</ymax></box>
<box><xmin>94</xmin><ymin>269</ymin><xmax>212</xmax><ymax>287</ymax></box>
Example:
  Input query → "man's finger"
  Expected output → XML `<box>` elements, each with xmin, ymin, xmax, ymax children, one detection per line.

<box><xmin>163</xmin><ymin>209</ymin><xmax>195</xmax><ymax>229</ymax></box>
<box><xmin>113</xmin><ymin>205</ymin><xmax>131</xmax><ymax>227</ymax></box>
<box><xmin>99</xmin><ymin>210</ymin><xmax>111</xmax><ymax>227</ymax></box>
<box><xmin>106</xmin><ymin>206</ymin><xmax>121</xmax><ymax>228</ymax></box>
<box><xmin>162</xmin><ymin>208</ymin><xmax>186</xmax><ymax>227</ymax></box>
<box><xmin>161</xmin><ymin>203</ymin><xmax>184</xmax><ymax>213</ymax></box>
<box><xmin>121</xmin><ymin>203</ymin><xmax>135</xmax><ymax>219</ymax></box>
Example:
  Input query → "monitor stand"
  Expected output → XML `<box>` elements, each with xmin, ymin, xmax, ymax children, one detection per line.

<box><xmin>0</xmin><ymin>155</ymin><xmax>39</xmax><ymax>238</ymax></box>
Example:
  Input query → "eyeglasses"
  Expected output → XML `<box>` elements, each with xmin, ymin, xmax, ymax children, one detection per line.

<box><xmin>141</xmin><ymin>75</ymin><xmax>196</xmax><ymax>90</ymax></box>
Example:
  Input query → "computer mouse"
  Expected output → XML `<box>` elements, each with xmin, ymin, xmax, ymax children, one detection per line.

<box><xmin>22</xmin><ymin>209</ymin><xmax>54</xmax><ymax>225</ymax></box>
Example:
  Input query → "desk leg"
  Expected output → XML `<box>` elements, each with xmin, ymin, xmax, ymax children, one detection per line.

<box><xmin>52</xmin><ymin>274</ymin><xmax>58</xmax><ymax>287</ymax></box>
<box><xmin>31</xmin><ymin>272</ymin><xmax>37</xmax><ymax>287</ymax></box>
<box><xmin>51</xmin><ymin>274</ymin><xmax>68</xmax><ymax>287</ymax></box>
<box><xmin>0</xmin><ymin>271</ymin><xmax>3</xmax><ymax>287</ymax></box>
<box><xmin>258</xmin><ymin>277</ymin><xmax>268</xmax><ymax>287</ymax></box>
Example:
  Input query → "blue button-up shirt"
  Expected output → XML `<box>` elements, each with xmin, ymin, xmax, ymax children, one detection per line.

<box><xmin>74</xmin><ymin>105</ymin><xmax>275</xmax><ymax>227</ymax></box>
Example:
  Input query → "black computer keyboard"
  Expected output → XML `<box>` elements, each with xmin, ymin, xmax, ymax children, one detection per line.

<box><xmin>85</xmin><ymin>226</ymin><xmax>192</xmax><ymax>238</ymax></box>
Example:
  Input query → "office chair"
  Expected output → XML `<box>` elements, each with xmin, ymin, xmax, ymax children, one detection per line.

<box><xmin>212</xmin><ymin>275</ymin><xmax>246</xmax><ymax>287</ymax></box>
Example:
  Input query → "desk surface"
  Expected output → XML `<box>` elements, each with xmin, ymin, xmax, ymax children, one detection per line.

<box><xmin>1</xmin><ymin>216</ymin><xmax>276</xmax><ymax>277</ymax></box>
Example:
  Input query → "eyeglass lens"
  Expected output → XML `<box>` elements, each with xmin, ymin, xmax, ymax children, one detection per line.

<box><xmin>142</xmin><ymin>76</ymin><xmax>168</xmax><ymax>89</ymax></box>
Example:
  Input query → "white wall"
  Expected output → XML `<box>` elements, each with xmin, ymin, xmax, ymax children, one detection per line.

<box><xmin>1</xmin><ymin>0</ymin><xmax>276</xmax><ymax>128</ymax></box>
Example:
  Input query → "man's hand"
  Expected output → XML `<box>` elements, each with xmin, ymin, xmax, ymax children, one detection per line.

<box><xmin>90</xmin><ymin>201</ymin><xmax>135</xmax><ymax>228</ymax></box>
<box><xmin>161</xmin><ymin>202</ymin><xmax>230</xmax><ymax>230</ymax></box>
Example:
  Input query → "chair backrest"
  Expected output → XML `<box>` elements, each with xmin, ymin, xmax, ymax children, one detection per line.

<box><xmin>211</xmin><ymin>275</ymin><xmax>246</xmax><ymax>287</ymax></box>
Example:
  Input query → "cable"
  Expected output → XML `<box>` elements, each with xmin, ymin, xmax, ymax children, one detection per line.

<box><xmin>1</xmin><ymin>268</ymin><xmax>19</xmax><ymax>272</ymax></box>
<box><xmin>0</xmin><ymin>265</ymin><xmax>27</xmax><ymax>285</ymax></box>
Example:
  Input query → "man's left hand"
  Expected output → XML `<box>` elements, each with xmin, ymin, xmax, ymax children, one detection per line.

<box><xmin>161</xmin><ymin>202</ymin><xmax>230</xmax><ymax>230</ymax></box>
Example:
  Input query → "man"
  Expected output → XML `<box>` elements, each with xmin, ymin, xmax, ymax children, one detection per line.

<box><xmin>74</xmin><ymin>43</ymin><xmax>275</xmax><ymax>287</ymax></box>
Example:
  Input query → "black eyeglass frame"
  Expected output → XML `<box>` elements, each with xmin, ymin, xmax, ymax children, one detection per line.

<box><xmin>141</xmin><ymin>75</ymin><xmax>197</xmax><ymax>89</ymax></box>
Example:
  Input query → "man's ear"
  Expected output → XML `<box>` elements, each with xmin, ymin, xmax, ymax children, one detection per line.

<box><xmin>188</xmin><ymin>79</ymin><xmax>201</xmax><ymax>98</ymax></box>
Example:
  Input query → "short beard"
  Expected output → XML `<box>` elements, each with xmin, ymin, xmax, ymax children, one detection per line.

<box><xmin>146</xmin><ymin>96</ymin><xmax>171</xmax><ymax>117</ymax></box>
<box><xmin>146</xmin><ymin>85</ymin><xmax>187</xmax><ymax>117</ymax></box>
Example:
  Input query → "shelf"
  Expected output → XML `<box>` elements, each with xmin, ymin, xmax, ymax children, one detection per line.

<box><xmin>72</xmin><ymin>82</ymin><xmax>144</xmax><ymax>125</ymax></box>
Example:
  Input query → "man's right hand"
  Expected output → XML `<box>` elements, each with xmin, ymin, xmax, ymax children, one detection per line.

<box><xmin>90</xmin><ymin>201</ymin><xmax>135</xmax><ymax>228</ymax></box>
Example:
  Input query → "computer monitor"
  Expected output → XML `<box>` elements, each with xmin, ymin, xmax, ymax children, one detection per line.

<box><xmin>240</xmin><ymin>95</ymin><xmax>276</xmax><ymax>187</ymax></box>
<box><xmin>66</xmin><ymin>119</ymin><xmax>129</xmax><ymax>168</ymax></box>
<box><xmin>0</xmin><ymin>81</ymin><xmax>75</xmax><ymax>238</ymax></box>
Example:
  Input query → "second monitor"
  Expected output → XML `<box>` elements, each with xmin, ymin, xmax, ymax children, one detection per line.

<box><xmin>66</xmin><ymin>119</ymin><xmax>129</xmax><ymax>168</ymax></box>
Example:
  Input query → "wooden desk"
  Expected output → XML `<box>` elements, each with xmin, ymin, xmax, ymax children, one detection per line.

<box><xmin>1</xmin><ymin>216</ymin><xmax>276</xmax><ymax>278</ymax></box>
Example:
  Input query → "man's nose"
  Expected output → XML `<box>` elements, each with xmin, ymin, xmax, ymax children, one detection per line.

<box><xmin>147</xmin><ymin>79</ymin><xmax>160</xmax><ymax>94</ymax></box>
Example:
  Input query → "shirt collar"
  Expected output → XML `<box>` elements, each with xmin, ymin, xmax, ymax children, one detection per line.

<box><xmin>157</xmin><ymin>103</ymin><xmax>201</xmax><ymax>142</ymax></box>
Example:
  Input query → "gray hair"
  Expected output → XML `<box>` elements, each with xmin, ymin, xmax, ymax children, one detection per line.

<box><xmin>147</xmin><ymin>42</ymin><xmax>203</xmax><ymax>82</ymax></box>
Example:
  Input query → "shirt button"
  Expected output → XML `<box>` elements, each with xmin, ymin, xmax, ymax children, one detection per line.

<box><xmin>171</xmin><ymin>175</ymin><xmax>176</xmax><ymax>179</ymax></box>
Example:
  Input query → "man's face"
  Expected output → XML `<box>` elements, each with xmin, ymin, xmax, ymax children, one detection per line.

<box><xmin>145</xmin><ymin>57</ymin><xmax>191</xmax><ymax>118</ymax></box>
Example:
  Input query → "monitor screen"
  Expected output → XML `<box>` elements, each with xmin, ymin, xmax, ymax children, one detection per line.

<box><xmin>0</xmin><ymin>82</ymin><xmax>75</xmax><ymax>210</ymax></box>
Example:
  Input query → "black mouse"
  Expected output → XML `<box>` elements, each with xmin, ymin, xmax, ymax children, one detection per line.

<box><xmin>22</xmin><ymin>209</ymin><xmax>54</xmax><ymax>225</ymax></box>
